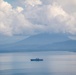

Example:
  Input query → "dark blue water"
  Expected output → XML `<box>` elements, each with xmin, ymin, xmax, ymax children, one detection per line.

<box><xmin>0</xmin><ymin>51</ymin><xmax>76</xmax><ymax>75</ymax></box>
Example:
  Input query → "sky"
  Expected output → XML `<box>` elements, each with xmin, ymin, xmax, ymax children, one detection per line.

<box><xmin>0</xmin><ymin>0</ymin><xmax>76</xmax><ymax>44</ymax></box>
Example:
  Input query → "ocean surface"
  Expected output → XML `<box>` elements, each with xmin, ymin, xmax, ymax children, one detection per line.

<box><xmin>0</xmin><ymin>51</ymin><xmax>76</xmax><ymax>75</ymax></box>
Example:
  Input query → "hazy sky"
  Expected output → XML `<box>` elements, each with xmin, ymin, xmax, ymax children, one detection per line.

<box><xmin>0</xmin><ymin>0</ymin><xmax>76</xmax><ymax>44</ymax></box>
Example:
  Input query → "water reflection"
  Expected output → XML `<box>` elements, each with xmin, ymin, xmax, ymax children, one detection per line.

<box><xmin>0</xmin><ymin>51</ymin><xmax>76</xmax><ymax>75</ymax></box>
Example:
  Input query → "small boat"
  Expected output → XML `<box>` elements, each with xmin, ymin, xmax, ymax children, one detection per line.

<box><xmin>30</xmin><ymin>58</ymin><xmax>43</xmax><ymax>61</ymax></box>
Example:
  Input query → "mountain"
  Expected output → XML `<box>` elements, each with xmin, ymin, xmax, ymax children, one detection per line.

<box><xmin>41</xmin><ymin>40</ymin><xmax>76</xmax><ymax>52</ymax></box>
<box><xmin>0</xmin><ymin>33</ymin><xmax>76</xmax><ymax>52</ymax></box>
<box><xmin>14</xmin><ymin>33</ymin><xmax>69</xmax><ymax>45</ymax></box>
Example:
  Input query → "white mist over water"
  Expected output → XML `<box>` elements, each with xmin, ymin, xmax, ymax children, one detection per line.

<box><xmin>0</xmin><ymin>51</ymin><xmax>76</xmax><ymax>75</ymax></box>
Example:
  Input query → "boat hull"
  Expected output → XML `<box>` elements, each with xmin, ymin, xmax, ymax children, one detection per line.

<box><xmin>30</xmin><ymin>58</ymin><xmax>43</xmax><ymax>61</ymax></box>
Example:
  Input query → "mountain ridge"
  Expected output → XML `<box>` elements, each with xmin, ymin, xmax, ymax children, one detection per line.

<box><xmin>0</xmin><ymin>33</ymin><xmax>76</xmax><ymax>52</ymax></box>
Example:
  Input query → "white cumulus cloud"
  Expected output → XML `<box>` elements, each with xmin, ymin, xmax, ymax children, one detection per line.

<box><xmin>16</xmin><ymin>6</ymin><xmax>24</xmax><ymax>13</ymax></box>
<box><xmin>25</xmin><ymin>0</ymin><xmax>42</xmax><ymax>7</ymax></box>
<box><xmin>0</xmin><ymin>0</ymin><xmax>76</xmax><ymax>38</ymax></box>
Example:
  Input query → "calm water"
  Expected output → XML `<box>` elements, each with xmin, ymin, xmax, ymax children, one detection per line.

<box><xmin>0</xmin><ymin>51</ymin><xmax>76</xmax><ymax>75</ymax></box>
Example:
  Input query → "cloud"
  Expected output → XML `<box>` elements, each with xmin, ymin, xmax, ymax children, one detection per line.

<box><xmin>24</xmin><ymin>0</ymin><xmax>42</xmax><ymax>7</ymax></box>
<box><xmin>16</xmin><ymin>6</ymin><xmax>24</xmax><ymax>13</ymax></box>
<box><xmin>0</xmin><ymin>0</ymin><xmax>76</xmax><ymax>38</ymax></box>
<box><xmin>0</xmin><ymin>0</ymin><xmax>35</xmax><ymax>36</ymax></box>
<box><xmin>0</xmin><ymin>0</ymin><xmax>13</xmax><ymax>36</ymax></box>
<box><xmin>46</xmin><ymin>2</ymin><xmax>76</xmax><ymax>34</ymax></box>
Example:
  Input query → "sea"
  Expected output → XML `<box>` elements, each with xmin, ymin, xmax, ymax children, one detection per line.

<box><xmin>0</xmin><ymin>51</ymin><xmax>76</xmax><ymax>75</ymax></box>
